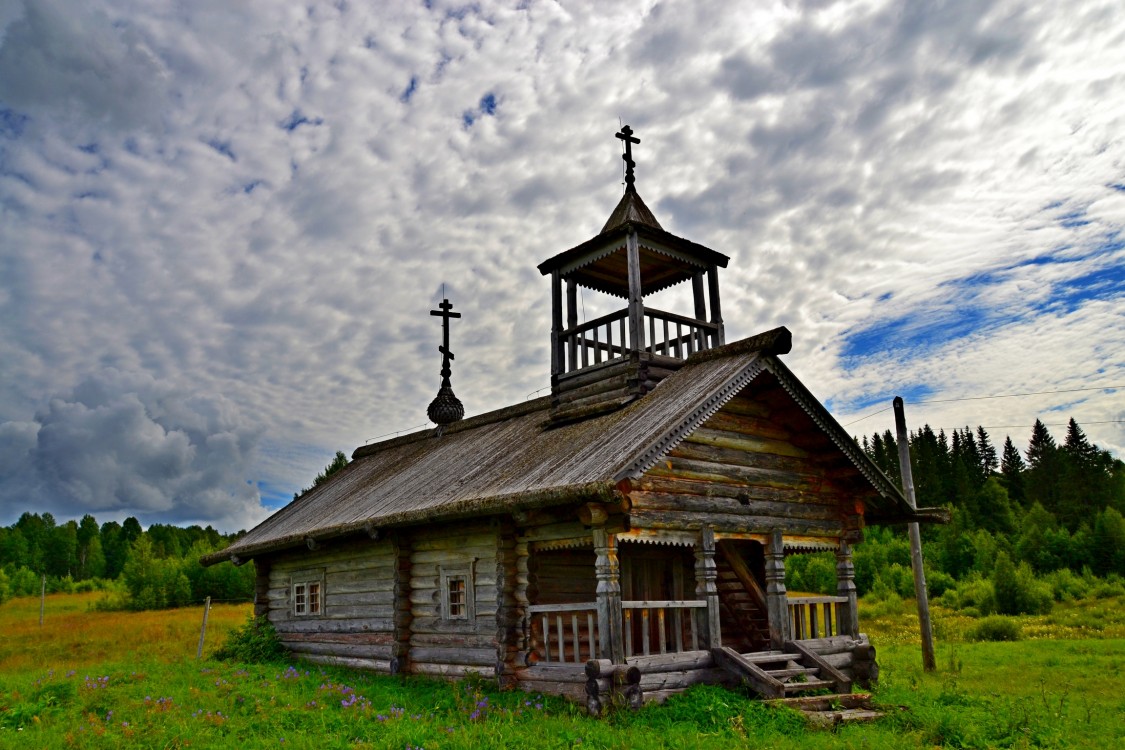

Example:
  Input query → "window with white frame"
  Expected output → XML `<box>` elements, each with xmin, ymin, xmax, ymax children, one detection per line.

<box><xmin>440</xmin><ymin>560</ymin><xmax>475</xmax><ymax>622</ymax></box>
<box><xmin>291</xmin><ymin>569</ymin><xmax>325</xmax><ymax>617</ymax></box>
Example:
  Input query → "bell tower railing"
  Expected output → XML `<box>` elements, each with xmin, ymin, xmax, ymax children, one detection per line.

<box><xmin>558</xmin><ymin>307</ymin><xmax>721</xmax><ymax>376</ymax></box>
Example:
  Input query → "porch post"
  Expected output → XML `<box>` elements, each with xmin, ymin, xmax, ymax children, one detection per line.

<box><xmin>626</xmin><ymin>231</ymin><xmax>645</xmax><ymax>354</ymax></box>
<box><xmin>836</xmin><ymin>540</ymin><xmax>860</xmax><ymax>638</ymax></box>
<box><xmin>592</xmin><ymin>527</ymin><xmax>624</xmax><ymax>663</ymax></box>
<box><xmin>694</xmin><ymin>526</ymin><xmax>722</xmax><ymax>649</ymax></box>
<box><xmin>765</xmin><ymin>530</ymin><xmax>790</xmax><ymax>648</ymax></box>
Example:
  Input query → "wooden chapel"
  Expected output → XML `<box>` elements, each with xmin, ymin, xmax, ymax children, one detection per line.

<box><xmin>203</xmin><ymin>127</ymin><xmax>946</xmax><ymax>713</ymax></box>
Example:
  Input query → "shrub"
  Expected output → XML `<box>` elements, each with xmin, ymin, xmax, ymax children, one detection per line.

<box><xmin>941</xmin><ymin>576</ymin><xmax>996</xmax><ymax>615</ymax></box>
<box><xmin>966</xmin><ymin>615</ymin><xmax>1022</xmax><ymax>642</ymax></box>
<box><xmin>926</xmin><ymin>568</ymin><xmax>955</xmax><ymax>598</ymax></box>
<box><xmin>1042</xmin><ymin>568</ymin><xmax>1090</xmax><ymax>602</ymax></box>
<box><xmin>0</xmin><ymin>567</ymin><xmax>8</xmax><ymax>605</ymax></box>
<box><xmin>994</xmin><ymin>552</ymin><xmax>1052</xmax><ymax>615</ymax></box>
<box><xmin>213</xmin><ymin>614</ymin><xmax>288</xmax><ymax>663</ymax></box>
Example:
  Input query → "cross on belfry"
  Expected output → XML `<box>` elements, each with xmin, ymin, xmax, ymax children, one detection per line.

<box><xmin>430</xmin><ymin>298</ymin><xmax>461</xmax><ymax>386</ymax></box>
<box><xmin>616</xmin><ymin>125</ymin><xmax>640</xmax><ymax>187</ymax></box>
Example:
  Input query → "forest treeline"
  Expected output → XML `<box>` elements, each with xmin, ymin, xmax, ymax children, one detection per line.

<box><xmin>0</xmin><ymin>512</ymin><xmax>254</xmax><ymax>609</ymax></box>
<box><xmin>788</xmin><ymin>417</ymin><xmax>1125</xmax><ymax>615</ymax></box>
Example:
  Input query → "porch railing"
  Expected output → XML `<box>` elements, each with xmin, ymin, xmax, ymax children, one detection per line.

<box><xmin>559</xmin><ymin>308</ymin><xmax>721</xmax><ymax>374</ymax></box>
<box><xmin>623</xmin><ymin>599</ymin><xmax>706</xmax><ymax>658</ymax></box>
<box><xmin>528</xmin><ymin>603</ymin><xmax>599</xmax><ymax>664</ymax></box>
<box><xmin>787</xmin><ymin>596</ymin><xmax>848</xmax><ymax>640</ymax></box>
<box><xmin>528</xmin><ymin>600</ymin><xmax>708</xmax><ymax>663</ymax></box>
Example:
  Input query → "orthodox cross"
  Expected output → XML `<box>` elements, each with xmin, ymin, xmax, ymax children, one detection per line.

<box><xmin>430</xmin><ymin>298</ymin><xmax>461</xmax><ymax>387</ymax></box>
<box><xmin>616</xmin><ymin>125</ymin><xmax>640</xmax><ymax>187</ymax></box>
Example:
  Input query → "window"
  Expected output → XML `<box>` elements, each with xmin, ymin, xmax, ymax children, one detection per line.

<box><xmin>291</xmin><ymin>569</ymin><xmax>325</xmax><ymax>617</ymax></box>
<box><xmin>440</xmin><ymin>560</ymin><xmax>476</xmax><ymax>622</ymax></box>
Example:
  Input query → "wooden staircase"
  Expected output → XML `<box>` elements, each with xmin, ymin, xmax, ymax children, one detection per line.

<box><xmin>715</xmin><ymin>542</ymin><xmax>769</xmax><ymax>651</ymax></box>
<box><xmin>712</xmin><ymin>642</ymin><xmax>852</xmax><ymax>699</ymax></box>
<box><xmin>767</xmin><ymin>693</ymin><xmax>884</xmax><ymax>728</ymax></box>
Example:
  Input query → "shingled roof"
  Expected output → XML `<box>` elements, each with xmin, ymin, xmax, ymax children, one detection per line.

<box><xmin>203</xmin><ymin>327</ymin><xmax>928</xmax><ymax>566</ymax></box>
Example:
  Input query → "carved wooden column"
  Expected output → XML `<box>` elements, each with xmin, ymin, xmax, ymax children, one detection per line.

<box><xmin>694</xmin><ymin>526</ymin><xmax>722</xmax><ymax>649</ymax></box>
<box><xmin>592</xmin><ymin>527</ymin><xmax>624</xmax><ymax>663</ymax></box>
<box><xmin>836</xmin><ymin>540</ymin><xmax>860</xmax><ymax>638</ymax></box>
<box><xmin>550</xmin><ymin>269</ymin><xmax>563</xmax><ymax>380</ymax></box>
<box><xmin>765</xmin><ymin>530</ymin><xmax>789</xmax><ymax>649</ymax></box>
<box><xmin>626</xmin><ymin>231</ymin><xmax>645</xmax><ymax>354</ymax></box>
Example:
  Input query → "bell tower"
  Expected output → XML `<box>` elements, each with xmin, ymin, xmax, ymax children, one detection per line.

<box><xmin>537</xmin><ymin>126</ymin><xmax>729</xmax><ymax>424</ymax></box>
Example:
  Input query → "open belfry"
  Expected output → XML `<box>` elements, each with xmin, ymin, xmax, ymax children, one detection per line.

<box><xmin>204</xmin><ymin>128</ymin><xmax>945</xmax><ymax>717</ymax></box>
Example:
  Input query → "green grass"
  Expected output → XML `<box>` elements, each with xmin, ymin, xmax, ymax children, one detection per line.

<box><xmin>2</xmin><ymin>593</ymin><xmax>1124</xmax><ymax>748</ymax></box>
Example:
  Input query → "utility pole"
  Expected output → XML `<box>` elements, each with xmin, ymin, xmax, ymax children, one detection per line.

<box><xmin>893</xmin><ymin>396</ymin><xmax>936</xmax><ymax>672</ymax></box>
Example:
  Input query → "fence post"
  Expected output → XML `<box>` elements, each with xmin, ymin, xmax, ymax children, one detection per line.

<box><xmin>197</xmin><ymin>596</ymin><xmax>212</xmax><ymax>659</ymax></box>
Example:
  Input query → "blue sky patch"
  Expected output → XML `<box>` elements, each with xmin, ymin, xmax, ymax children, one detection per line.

<box><xmin>480</xmin><ymin>92</ymin><xmax>497</xmax><ymax>115</ymax></box>
<box><xmin>401</xmin><ymin>76</ymin><xmax>418</xmax><ymax>103</ymax></box>
<box><xmin>242</xmin><ymin>180</ymin><xmax>262</xmax><ymax>194</ymax></box>
<box><xmin>0</xmin><ymin>108</ymin><xmax>28</xmax><ymax>139</ymax></box>
<box><xmin>207</xmin><ymin>139</ymin><xmax>236</xmax><ymax>161</ymax></box>
<box><xmin>279</xmin><ymin>109</ymin><xmax>323</xmax><ymax>132</ymax></box>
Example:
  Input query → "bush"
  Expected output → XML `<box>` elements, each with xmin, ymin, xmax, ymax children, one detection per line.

<box><xmin>213</xmin><ymin>615</ymin><xmax>288</xmax><ymax>663</ymax></box>
<box><xmin>966</xmin><ymin>615</ymin><xmax>1022</xmax><ymax>642</ymax></box>
<box><xmin>939</xmin><ymin>576</ymin><xmax>996</xmax><ymax>615</ymax></box>
<box><xmin>1042</xmin><ymin>568</ymin><xmax>1090</xmax><ymax>602</ymax></box>
<box><xmin>925</xmin><ymin>568</ymin><xmax>956</xmax><ymax>599</ymax></box>
<box><xmin>993</xmin><ymin>552</ymin><xmax>1052</xmax><ymax>615</ymax></box>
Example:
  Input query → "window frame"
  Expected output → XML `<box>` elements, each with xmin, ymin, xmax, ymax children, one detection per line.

<box><xmin>439</xmin><ymin>560</ymin><xmax>476</xmax><ymax>622</ymax></box>
<box><xmin>290</xmin><ymin>568</ymin><xmax>326</xmax><ymax>618</ymax></box>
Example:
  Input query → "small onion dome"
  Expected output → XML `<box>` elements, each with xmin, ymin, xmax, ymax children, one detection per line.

<box><xmin>427</xmin><ymin>385</ymin><xmax>464</xmax><ymax>425</ymax></box>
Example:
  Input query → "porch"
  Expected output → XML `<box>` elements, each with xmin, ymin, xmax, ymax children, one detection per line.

<box><xmin>512</xmin><ymin>526</ymin><xmax>871</xmax><ymax>713</ymax></box>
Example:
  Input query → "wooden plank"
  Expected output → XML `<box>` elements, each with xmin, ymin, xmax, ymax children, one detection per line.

<box><xmin>787</xmin><ymin>640</ymin><xmax>852</xmax><ymax>693</ymax></box>
<box><xmin>711</xmin><ymin>646</ymin><xmax>784</xmax><ymax>698</ymax></box>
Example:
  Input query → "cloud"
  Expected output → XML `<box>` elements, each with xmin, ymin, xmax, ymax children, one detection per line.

<box><xmin>0</xmin><ymin>0</ymin><xmax>171</xmax><ymax>131</ymax></box>
<box><xmin>0</xmin><ymin>370</ymin><xmax>269</xmax><ymax>531</ymax></box>
<box><xmin>0</xmin><ymin>0</ymin><xmax>1122</xmax><ymax>531</ymax></box>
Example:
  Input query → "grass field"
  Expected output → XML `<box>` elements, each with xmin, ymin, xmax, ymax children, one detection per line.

<box><xmin>2</xmin><ymin>592</ymin><xmax>1124</xmax><ymax>748</ymax></box>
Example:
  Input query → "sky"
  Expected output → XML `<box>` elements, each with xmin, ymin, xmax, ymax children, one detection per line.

<box><xmin>0</xmin><ymin>0</ymin><xmax>1122</xmax><ymax>533</ymax></box>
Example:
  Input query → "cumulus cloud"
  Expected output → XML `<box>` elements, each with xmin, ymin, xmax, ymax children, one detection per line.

<box><xmin>0</xmin><ymin>0</ymin><xmax>1122</xmax><ymax>530</ymax></box>
<box><xmin>0</xmin><ymin>370</ymin><xmax>269</xmax><ymax>531</ymax></box>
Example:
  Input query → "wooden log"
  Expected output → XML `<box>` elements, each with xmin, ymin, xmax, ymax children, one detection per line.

<box><xmin>577</xmin><ymin>503</ymin><xmax>609</xmax><ymax>526</ymax></box>
<box><xmin>555</xmin><ymin>385</ymin><xmax>636</xmax><ymax>412</ymax></box>
<box><xmin>515</xmin><ymin>663</ymin><xmax>589</xmax><ymax>682</ymax></box>
<box><xmin>637</xmin><ymin>667</ymin><xmax>732</xmax><ymax>692</ymax></box>
<box><xmin>629</xmin><ymin>510</ymin><xmax>840</xmax><ymax>536</ymax></box>
<box><xmin>632</xmin><ymin>476</ymin><xmax>839</xmax><ymax>507</ymax></box>
<box><xmin>286</xmin><ymin>642</ymin><xmax>394</xmax><ymax>659</ymax></box>
<box><xmin>629</xmin><ymin>491</ymin><xmax>839</xmax><ymax>521</ymax></box>
<box><xmin>409</xmin><ymin>647</ymin><xmax>498</xmax><ymax>667</ymax></box>
<box><xmin>411</xmin><ymin>662</ymin><xmax>495</xmax><ymax>679</ymax></box>
<box><xmin>650</xmin><ymin>456</ymin><xmax>822</xmax><ymax>490</ymax></box>
<box><xmin>624</xmin><ymin>651</ymin><xmax>713</xmax><ymax>673</ymax></box>
<box><xmin>298</xmin><ymin>654</ymin><xmax>393</xmax><ymax>672</ymax></box>
<box><xmin>697</xmin><ymin>412</ymin><xmax>790</xmax><ymax>441</ymax></box>
<box><xmin>284</xmin><ymin>632</ymin><xmax>393</xmax><ymax>645</ymax></box>
<box><xmin>791</xmin><ymin>635</ymin><xmax>870</xmax><ymax>655</ymax></box>
<box><xmin>275</xmin><ymin>618</ymin><xmax>394</xmax><ymax>634</ymax></box>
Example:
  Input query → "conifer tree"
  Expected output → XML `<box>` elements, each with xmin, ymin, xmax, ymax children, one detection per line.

<box><xmin>1001</xmin><ymin>436</ymin><xmax>1026</xmax><ymax>505</ymax></box>
<box><xmin>977</xmin><ymin>426</ymin><xmax>998</xmax><ymax>476</ymax></box>
<box><xmin>1025</xmin><ymin>420</ymin><xmax>1063</xmax><ymax>519</ymax></box>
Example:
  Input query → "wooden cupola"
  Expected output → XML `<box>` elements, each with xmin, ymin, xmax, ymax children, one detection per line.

<box><xmin>538</xmin><ymin>126</ymin><xmax>729</xmax><ymax>424</ymax></box>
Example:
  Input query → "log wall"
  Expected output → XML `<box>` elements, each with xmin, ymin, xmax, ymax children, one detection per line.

<box><xmin>629</xmin><ymin>385</ymin><xmax>854</xmax><ymax>539</ymax></box>
<box><xmin>407</xmin><ymin>521</ymin><xmax>500</xmax><ymax>678</ymax></box>
<box><xmin>267</xmin><ymin>537</ymin><xmax>398</xmax><ymax>671</ymax></box>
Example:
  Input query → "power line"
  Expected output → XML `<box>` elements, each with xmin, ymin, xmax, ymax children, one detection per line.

<box><xmin>842</xmin><ymin>384</ymin><xmax>1123</xmax><ymax>427</ymax></box>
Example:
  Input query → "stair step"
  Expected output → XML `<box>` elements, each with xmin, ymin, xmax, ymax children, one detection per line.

<box><xmin>783</xmin><ymin>678</ymin><xmax>834</xmax><ymax>693</ymax></box>
<box><xmin>738</xmin><ymin>651</ymin><xmax>801</xmax><ymax>664</ymax></box>
<box><xmin>768</xmin><ymin>693</ymin><xmax>872</xmax><ymax>711</ymax></box>
<box><xmin>766</xmin><ymin>667</ymin><xmax>819</xmax><ymax>679</ymax></box>
<box><xmin>804</xmin><ymin>708</ymin><xmax>884</xmax><ymax>728</ymax></box>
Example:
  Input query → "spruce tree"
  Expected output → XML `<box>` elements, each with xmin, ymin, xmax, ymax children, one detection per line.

<box><xmin>977</xmin><ymin>426</ymin><xmax>998</xmax><ymax>476</ymax></box>
<box><xmin>1001</xmin><ymin>436</ymin><xmax>1026</xmax><ymax>505</ymax></box>
<box><xmin>1025</xmin><ymin>420</ymin><xmax>1064</xmax><ymax>520</ymax></box>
